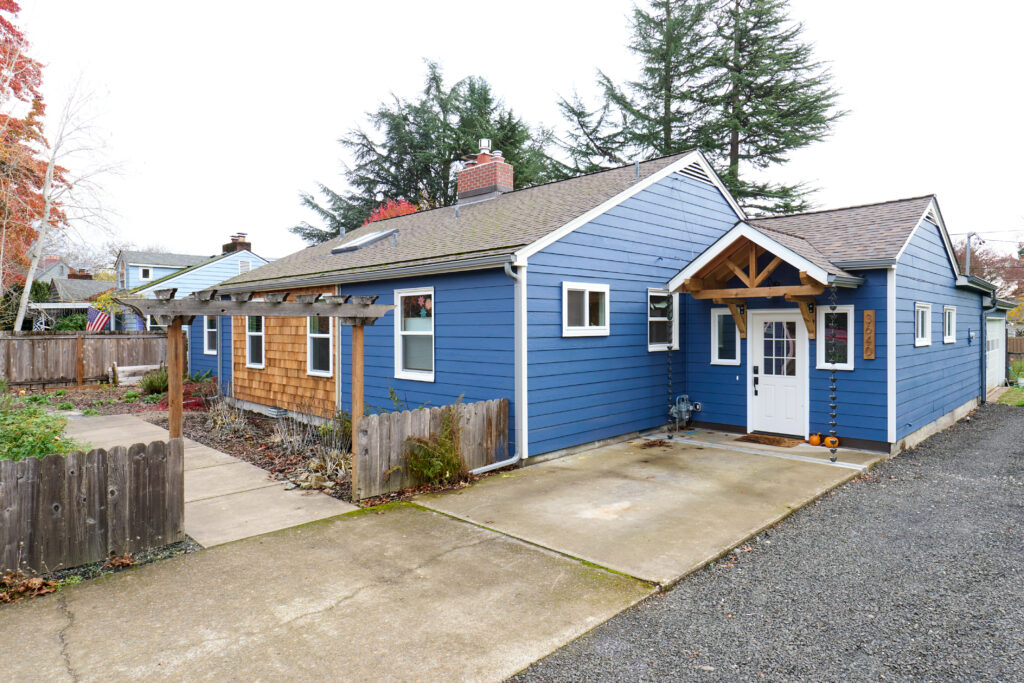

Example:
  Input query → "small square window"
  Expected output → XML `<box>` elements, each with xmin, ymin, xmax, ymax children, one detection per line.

<box><xmin>648</xmin><ymin>290</ymin><xmax>677</xmax><ymax>351</ymax></box>
<box><xmin>816</xmin><ymin>305</ymin><xmax>854</xmax><ymax>370</ymax></box>
<box><xmin>915</xmin><ymin>303</ymin><xmax>932</xmax><ymax>347</ymax></box>
<box><xmin>943</xmin><ymin>306</ymin><xmax>956</xmax><ymax>344</ymax></box>
<box><xmin>711</xmin><ymin>308</ymin><xmax>741</xmax><ymax>365</ymax></box>
<box><xmin>140</xmin><ymin>267</ymin><xmax>151</xmax><ymax>280</ymax></box>
<box><xmin>562</xmin><ymin>282</ymin><xmax>610</xmax><ymax>337</ymax></box>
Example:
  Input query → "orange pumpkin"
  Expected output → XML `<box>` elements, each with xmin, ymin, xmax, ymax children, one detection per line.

<box><xmin>824</xmin><ymin>436</ymin><xmax>839</xmax><ymax>449</ymax></box>
<box><xmin>808</xmin><ymin>433</ymin><xmax>822</xmax><ymax>446</ymax></box>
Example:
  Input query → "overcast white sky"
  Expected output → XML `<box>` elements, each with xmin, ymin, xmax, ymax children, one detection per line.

<box><xmin>20</xmin><ymin>1</ymin><xmax>1024</xmax><ymax>260</ymax></box>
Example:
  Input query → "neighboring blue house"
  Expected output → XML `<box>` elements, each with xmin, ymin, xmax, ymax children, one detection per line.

<box><xmin>125</xmin><ymin>235</ymin><xmax>270</xmax><ymax>393</ymax></box>
<box><xmin>212</xmin><ymin>143</ymin><xmax>1009</xmax><ymax>461</ymax></box>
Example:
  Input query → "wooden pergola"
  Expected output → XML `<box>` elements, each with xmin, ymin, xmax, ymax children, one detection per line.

<box><xmin>676</xmin><ymin>236</ymin><xmax>826</xmax><ymax>339</ymax></box>
<box><xmin>115</xmin><ymin>288</ymin><xmax>393</xmax><ymax>458</ymax></box>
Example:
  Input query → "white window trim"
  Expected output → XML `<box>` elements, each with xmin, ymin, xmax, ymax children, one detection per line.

<box><xmin>145</xmin><ymin>315</ymin><xmax>166</xmax><ymax>332</ymax></box>
<box><xmin>246</xmin><ymin>314</ymin><xmax>265</xmax><ymax>369</ymax></box>
<box><xmin>306</xmin><ymin>316</ymin><xmax>333</xmax><ymax>378</ymax></box>
<box><xmin>561</xmin><ymin>281</ymin><xmax>610</xmax><ymax>337</ymax></box>
<box><xmin>394</xmin><ymin>286</ymin><xmax>435</xmax><ymax>382</ymax></box>
<box><xmin>816</xmin><ymin>305</ymin><xmax>855</xmax><ymax>371</ymax></box>
<box><xmin>915</xmin><ymin>302</ymin><xmax>932</xmax><ymax>347</ymax></box>
<box><xmin>711</xmin><ymin>307</ymin><xmax>741</xmax><ymax>366</ymax></box>
<box><xmin>203</xmin><ymin>316</ymin><xmax>217</xmax><ymax>355</ymax></box>
<box><xmin>139</xmin><ymin>266</ymin><xmax>152</xmax><ymax>281</ymax></box>
<box><xmin>647</xmin><ymin>289</ymin><xmax>679</xmax><ymax>352</ymax></box>
<box><xmin>943</xmin><ymin>306</ymin><xmax>956</xmax><ymax>344</ymax></box>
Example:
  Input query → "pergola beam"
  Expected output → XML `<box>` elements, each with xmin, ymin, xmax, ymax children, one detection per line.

<box><xmin>115</xmin><ymin>297</ymin><xmax>392</xmax><ymax>322</ymax></box>
<box><xmin>689</xmin><ymin>282</ymin><xmax>825</xmax><ymax>300</ymax></box>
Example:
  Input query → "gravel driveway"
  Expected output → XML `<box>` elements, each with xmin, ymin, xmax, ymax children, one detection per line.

<box><xmin>514</xmin><ymin>404</ymin><xmax>1024</xmax><ymax>682</ymax></box>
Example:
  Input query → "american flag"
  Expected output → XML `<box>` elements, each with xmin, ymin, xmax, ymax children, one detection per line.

<box><xmin>86</xmin><ymin>307</ymin><xmax>110</xmax><ymax>331</ymax></box>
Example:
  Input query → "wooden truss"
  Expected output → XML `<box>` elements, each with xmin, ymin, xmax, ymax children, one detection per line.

<box><xmin>115</xmin><ymin>287</ymin><xmax>394</xmax><ymax>466</ymax></box>
<box><xmin>679</xmin><ymin>237</ymin><xmax>824</xmax><ymax>339</ymax></box>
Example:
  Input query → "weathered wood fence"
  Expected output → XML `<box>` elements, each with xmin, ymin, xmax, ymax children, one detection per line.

<box><xmin>0</xmin><ymin>331</ymin><xmax>172</xmax><ymax>387</ymax></box>
<box><xmin>1007</xmin><ymin>336</ymin><xmax>1024</xmax><ymax>356</ymax></box>
<box><xmin>354</xmin><ymin>398</ymin><xmax>508</xmax><ymax>500</ymax></box>
<box><xmin>0</xmin><ymin>440</ymin><xmax>184</xmax><ymax>574</ymax></box>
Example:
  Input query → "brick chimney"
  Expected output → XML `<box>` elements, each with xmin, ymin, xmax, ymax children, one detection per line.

<box><xmin>222</xmin><ymin>233</ymin><xmax>252</xmax><ymax>253</ymax></box>
<box><xmin>67</xmin><ymin>268</ymin><xmax>93</xmax><ymax>280</ymax></box>
<box><xmin>457</xmin><ymin>138</ymin><xmax>513</xmax><ymax>202</ymax></box>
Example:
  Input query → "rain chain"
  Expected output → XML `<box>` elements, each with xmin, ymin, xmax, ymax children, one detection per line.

<box><xmin>826</xmin><ymin>284</ymin><xmax>839</xmax><ymax>462</ymax></box>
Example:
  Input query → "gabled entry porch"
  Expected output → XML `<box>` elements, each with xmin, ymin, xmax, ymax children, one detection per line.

<box><xmin>669</xmin><ymin>223</ymin><xmax>863</xmax><ymax>439</ymax></box>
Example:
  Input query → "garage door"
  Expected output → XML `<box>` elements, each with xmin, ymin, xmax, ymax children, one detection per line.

<box><xmin>987</xmin><ymin>317</ymin><xmax>1006</xmax><ymax>390</ymax></box>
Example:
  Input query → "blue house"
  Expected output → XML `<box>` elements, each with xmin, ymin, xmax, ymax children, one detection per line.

<box><xmin>213</xmin><ymin>143</ymin><xmax>1009</xmax><ymax>462</ymax></box>
<box><xmin>126</xmin><ymin>235</ymin><xmax>270</xmax><ymax>392</ymax></box>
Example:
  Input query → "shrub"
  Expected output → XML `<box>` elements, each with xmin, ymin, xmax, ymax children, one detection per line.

<box><xmin>57</xmin><ymin>401</ymin><xmax>74</xmax><ymax>410</ymax></box>
<box><xmin>81</xmin><ymin>408</ymin><xmax>99</xmax><ymax>417</ymax></box>
<box><xmin>405</xmin><ymin>404</ymin><xmax>465</xmax><ymax>485</ymax></box>
<box><xmin>53</xmin><ymin>389</ymin><xmax>66</xmax><ymax>397</ymax></box>
<box><xmin>52</xmin><ymin>313</ymin><xmax>87</xmax><ymax>331</ymax></box>
<box><xmin>187</xmin><ymin>370</ymin><xmax>212</xmax><ymax>383</ymax></box>
<box><xmin>142</xmin><ymin>392</ymin><xmax>165</xmax><ymax>404</ymax></box>
<box><xmin>0</xmin><ymin>405</ymin><xmax>84</xmax><ymax>460</ymax></box>
<box><xmin>139</xmin><ymin>367</ymin><xmax>169</xmax><ymax>395</ymax></box>
<box><xmin>205</xmin><ymin>400</ymin><xmax>254</xmax><ymax>437</ymax></box>
<box><xmin>122</xmin><ymin>391</ymin><xmax>140</xmax><ymax>402</ymax></box>
<box><xmin>24</xmin><ymin>394</ymin><xmax>51</xmax><ymax>406</ymax></box>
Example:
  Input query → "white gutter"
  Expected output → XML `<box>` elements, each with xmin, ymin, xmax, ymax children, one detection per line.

<box><xmin>471</xmin><ymin>258</ymin><xmax>528</xmax><ymax>474</ymax></box>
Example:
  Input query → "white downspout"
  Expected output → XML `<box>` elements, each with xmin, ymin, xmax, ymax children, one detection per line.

<box><xmin>470</xmin><ymin>259</ymin><xmax>527</xmax><ymax>474</ymax></box>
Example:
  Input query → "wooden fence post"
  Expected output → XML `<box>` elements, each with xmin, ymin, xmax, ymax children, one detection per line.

<box><xmin>351</xmin><ymin>323</ymin><xmax>364</xmax><ymax>481</ymax></box>
<box><xmin>76</xmin><ymin>332</ymin><xmax>83</xmax><ymax>386</ymax></box>
<box><xmin>167</xmin><ymin>318</ymin><xmax>183</xmax><ymax>439</ymax></box>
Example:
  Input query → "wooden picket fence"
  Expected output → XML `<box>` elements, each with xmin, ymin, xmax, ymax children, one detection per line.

<box><xmin>1007</xmin><ymin>336</ymin><xmax>1024</xmax><ymax>356</ymax></box>
<box><xmin>0</xmin><ymin>440</ymin><xmax>185</xmax><ymax>574</ymax></box>
<box><xmin>0</xmin><ymin>331</ymin><xmax>173</xmax><ymax>388</ymax></box>
<box><xmin>354</xmin><ymin>398</ymin><xmax>509</xmax><ymax>500</ymax></box>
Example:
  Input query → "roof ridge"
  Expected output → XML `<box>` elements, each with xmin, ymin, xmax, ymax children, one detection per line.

<box><xmin>752</xmin><ymin>194</ymin><xmax>935</xmax><ymax>221</ymax></box>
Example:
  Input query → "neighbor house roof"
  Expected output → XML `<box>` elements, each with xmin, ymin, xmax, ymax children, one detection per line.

<box><xmin>748</xmin><ymin>195</ymin><xmax>936</xmax><ymax>267</ymax></box>
<box><xmin>120</xmin><ymin>250</ymin><xmax>210</xmax><ymax>268</ymax></box>
<box><xmin>49</xmin><ymin>278</ymin><xmax>114</xmax><ymax>302</ymax></box>
<box><xmin>217</xmin><ymin>152</ymin><xmax>698</xmax><ymax>291</ymax></box>
<box><xmin>127</xmin><ymin>248</ymin><xmax>270</xmax><ymax>294</ymax></box>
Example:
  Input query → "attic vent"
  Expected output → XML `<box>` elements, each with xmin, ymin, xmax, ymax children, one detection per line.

<box><xmin>925</xmin><ymin>207</ymin><xmax>940</xmax><ymax>225</ymax></box>
<box><xmin>238</xmin><ymin>259</ymin><xmax>251</xmax><ymax>274</ymax></box>
<box><xmin>678</xmin><ymin>161</ymin><xmax>714</xmax><ymax>185</ymax></box>
<box><xmin>331</xmin><ymin>228</ymin><xmax>398</xmax><ymax>255</ymax></box>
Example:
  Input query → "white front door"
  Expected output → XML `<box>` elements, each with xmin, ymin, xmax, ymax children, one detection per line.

<box><xmin>749</xmin><ymin>311</ymin><xmax>807</xmax><ymax>437</ymax></box>
<box><xmin>987</xmin><ymin>317</ymin><xmax>1006</xmax><ymax>390</ymax></box>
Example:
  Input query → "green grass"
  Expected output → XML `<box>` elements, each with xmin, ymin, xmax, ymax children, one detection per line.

<box><xmin>997</xmin><ymin>387</ymin><xmax>1024</xmax><ymax>407</ymax></box>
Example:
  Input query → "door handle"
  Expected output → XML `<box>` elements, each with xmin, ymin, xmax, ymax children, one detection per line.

<box><xmin>753</xmin><ymin>376</ymin><xmax>758</xmax><ymax>396</ymax></box>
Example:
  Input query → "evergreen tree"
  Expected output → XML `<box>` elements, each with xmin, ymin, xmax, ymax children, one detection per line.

<box><xmin>560</xmin><ymin>0</ymin><xmax>843</xmax><ymax>213</ymax></box>
<box><xmin>293</xmin><ymin>63</ymin><xmax>559</xmax><ymax>244</ymax></box>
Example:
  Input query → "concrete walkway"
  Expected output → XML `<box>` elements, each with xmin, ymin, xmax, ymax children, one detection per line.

<box><xmin>1</xmin><ymin>505</ymin><xmax>650</xmax><ymax>682</ymax></box>
<box><xmin>65</xmin><ymin>413</ymin><xmax>355</xmax><ymax>547</ymax></box>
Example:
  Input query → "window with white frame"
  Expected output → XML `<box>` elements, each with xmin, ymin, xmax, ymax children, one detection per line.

<box><xmin>140</xmin><ymin>267</ymin><xmax>151</xmax><ymax>280</ymax></box>
<box><xmin>562</xmin><ymin>282</ymin><xmax>610</xmax><ymax>337</ymax></box>
<box><xmin>648</xmin><ymin>290</ymin><xmax>677</xmax><ymax>351</ymax></box>
<box><xmin>915</xmin><ymin>302</ymin><xmax>932</xmax><ymax>347</ymax></box>
<box><xmin>395</xmin><ymin>288</ymin><xmax>434</xmax><ymax>381</ymax></box>
<box><xmin>711</xmin><ymin>308</ymin><xmax>740</xmax><ymax>365</ymax></box>
<box><xmin>146</xmin><ymin>315</ymin><xmax>165</xmax><ymax>332</ymax></box>
<box><xmin>246</xmin><ymin>316</ymin><xmax>265</xmax><ymax>368</ymax></box>
<box><xmin>203</xmin><ymin>316</ymin><xmax>218</xmax><ymax>355</ymax></box>
<box><xmin>943</xmin><ymin>306</ymin><xmax>956</xmax><ymax>344</ymax></box>
<box><xmin>307</xmin><ymin>316</ymin><xmax>332</xmax><ymax>377</ymax></box>
<box><xmin>118</xmin><ymin>264</ymin><xmax>126</xmax><ymax>289</ymax></box>
<box><xmin>816</xmin><ymin>305</ymin><xmax>855</xmax><ymax>370</ymax></box>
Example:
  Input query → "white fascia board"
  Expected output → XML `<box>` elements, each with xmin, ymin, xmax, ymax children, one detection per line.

<box><xmin>667</xmin><ymin>222</ymin><xmax>830</xmax><ymax>292</ymax></box>
<box><xmin>513</xmin><ymin>151</ymin><xmax>746</xmax><ymax>264</ymax></box>
<box><xmin>894</xmin><ymin>197</ymin><xmax>962</xmax><ymax>278</ymax></box>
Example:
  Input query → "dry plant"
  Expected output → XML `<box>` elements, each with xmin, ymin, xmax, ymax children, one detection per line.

<box><xmin>204</xmin><ymin>399</ymin><xmax>255</xmax><ymax>438</ymax></box>
<box><xmin>270</xmin><ymin>400</ymin><xmax>352</xmax><ymax>478</ymax></box>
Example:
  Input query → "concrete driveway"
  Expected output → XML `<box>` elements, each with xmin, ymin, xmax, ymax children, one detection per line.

<box><xmin>418</xmin><ymin>435</ymin><xmax>884</xmax><ymax>586</ymax></box>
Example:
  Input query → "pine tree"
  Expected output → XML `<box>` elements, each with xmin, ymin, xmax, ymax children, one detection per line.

<box><xmin>293</xmin><ymin>63</ymin><xmax>559</xmax><ymax>244</ymax></box>
<box><xmin>559</xmin><ymin>0</ymin><xmax>843</xmax><ymax>213</ymax></box>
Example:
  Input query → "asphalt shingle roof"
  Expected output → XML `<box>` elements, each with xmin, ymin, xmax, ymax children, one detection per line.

<box><xmin>219</xmin><ymin>153</ymin><xmax>692</xmax><ymax>290</ymax></box>
<box><xmin>749</xmin><ymin>196</ymin><xmax>934</xmax><ymax>266</ymax></box>
<box><xmin>754</xmin><ymin>225</ymin><xmax>856</xmax><ymax>279</ymax></box>
<box><xmin>49</xmin><ymin>278</ymin><xmax>114</xmax><ymax>302</ymax></box>
<box><xmin>121</xmin><ymin>250</ymin><xmax>210</xmax><ymax>268</ymax></box>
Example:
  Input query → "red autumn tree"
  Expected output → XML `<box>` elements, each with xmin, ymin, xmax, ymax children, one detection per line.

<box><xmin>0</xmin><ymin>1</ymin><xmax>63</xmax><ymax>290</ymax></box>
<box><xmin>953</xmin><ymin>239</ymin><xmax>1024</xmax><ymax>299</ymax></box>
<box><xmin>361</xmin><ymin>198</ymin><xmax>418</xmax><ymax>226</ymax></box>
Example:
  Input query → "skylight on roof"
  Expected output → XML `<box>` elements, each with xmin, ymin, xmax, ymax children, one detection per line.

<box><xmin>330</xmin><ymin>228</ymin><xmax>398</xmax><ymax>254</ymax></box>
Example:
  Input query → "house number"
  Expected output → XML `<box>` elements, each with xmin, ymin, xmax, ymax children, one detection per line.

<box><xmin>864</xmin><ymin>309</ymin><xmax>875</xmax><ymax>360</ymax></box>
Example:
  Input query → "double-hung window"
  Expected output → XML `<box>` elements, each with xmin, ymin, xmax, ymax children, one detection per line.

<box><xmin>816</xmin><ymin>305</ymin><xmax>854</xmax><ymax>370</ymax></box>
<box><xmin>140</xmin><ymin>267</ymin><xmax>151</xmax><ymax>281</ymax></box>
<box><xmin>307</xmin><ymin>316</ymin><xmax>332</xmax><ymax>377</ymax></box>
<box><xmin>648</xmin><ymin>289</ymin><xmax>677</xmax><ymax>351</ymax></box>
<box><xmin>711</xmin><ymin>308</ymin><xmax>740</xmax><ymax>365</ymax></box>
<box><xmin>395</xmin><ymin>287</ymin><xmax>434</xmax><ymax>381</ymax></box>
<box><xmin>943</xmin><ymin>306</ymin><xmax>956</xmax><ymax>344</ymax></box>
<box><xmin>562</xmin><ymin>282</ymin><xmax>610</xmax><ymax>337</ymax></box>
<box><xmin>203</xmin><ymin>316</ymin><xmax>218</xmax><ymax>355</ymax></box>
<box><xmin>246</xmin><ymin>315</ymin><xmax>265</xmax><ymax>368</ymax></box>
<box><xmin>915</xmin><ymin>302</ymin><xmax>932</xmax><ymax>347</ymax></box>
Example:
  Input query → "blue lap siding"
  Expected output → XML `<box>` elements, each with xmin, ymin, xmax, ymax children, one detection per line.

<box><xmin>526</xmin><ymin>172</ymin><xmax>739</xmax><ymax>455</ymax></box>
<box><xmin>895</xmin><ymin>220</ymin><xmax>983</xmax><ymax>439</ymax></box>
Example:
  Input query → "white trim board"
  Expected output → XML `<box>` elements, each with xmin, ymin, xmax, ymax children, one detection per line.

<box><xmin>887</xmin><ymin>266</ymin><xmax>896</xmax><ymax>443</ymax></box>
<box><xmin>513</xmin><ymin>151</ymin><xmax>746</xmax><ymax>264</ymax></box>
<box><xmin>667</xmin><ymin>222</ymin><xmax>830</xmax><ymax>293</ymax></box>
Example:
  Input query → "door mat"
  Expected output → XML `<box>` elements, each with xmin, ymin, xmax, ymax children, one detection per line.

<box><xmin>735</xmin><ymin>433</ymin><xmax>804</xmax><ymax>448</ymax></box>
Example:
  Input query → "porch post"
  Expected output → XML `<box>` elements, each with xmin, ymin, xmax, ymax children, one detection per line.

<box><xmin>167</xmin><ymin>317</ymin><xmax>183</xmax><ymax>439</ymax></box>
<box><xmin>351</xmin><ymin>323</ymin><xmax>364</xmax><ymax>467</ymax></box>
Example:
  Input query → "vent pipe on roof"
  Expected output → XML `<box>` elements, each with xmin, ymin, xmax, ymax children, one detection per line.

<box><xmin>634</xmin><ymin>160</ymin><xmax>639</xmax><ymax>179</ymax></box>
